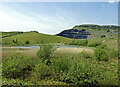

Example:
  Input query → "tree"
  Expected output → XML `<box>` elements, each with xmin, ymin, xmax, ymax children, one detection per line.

<box><xmin>37</xmin><ymin>43</ymin><xmax>55</xmax><ymax>65</ymax></box>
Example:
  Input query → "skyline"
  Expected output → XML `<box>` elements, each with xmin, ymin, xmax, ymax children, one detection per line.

<box><xmin>0</xmin><ymin>2</ymin><xmax>118</xmax><ymax>35</ymax></box>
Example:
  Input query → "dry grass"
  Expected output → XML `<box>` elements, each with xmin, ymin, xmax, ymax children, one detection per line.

<box><xmin>2</xmin><ymin>48</ymin><xmax>39</xmax><ymax>59</ymax></box>
<box><xmin>53</xmin><ymin>47</ymin><xmax>94</xmax><ymax>57</ymax></box>
<box><xmin>54</xmin><ymin>47</ymin><xmax>93</xmax><ymax>54</ymax></box>
<box><xmin>2</xmin><ymin>47</ymin><xmax>94</xmax><ymax>59</ymax></box>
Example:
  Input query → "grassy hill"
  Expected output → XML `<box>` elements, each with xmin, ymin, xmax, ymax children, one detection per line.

<box><xmin>2</xmin><ymin>31</ymin><xmax>72</xmax><ymax>46</ymax></box>
<box><xmin>1</xmin><ymin>24</ymin><xmax>118</xmax><ymax>49</ymax></box>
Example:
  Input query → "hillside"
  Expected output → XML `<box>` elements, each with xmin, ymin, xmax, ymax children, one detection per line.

<box><xmin>57</xmin><ymin>24</ymin><xmax>119</xmax><ymax>39</ymax></box>
<box><xmin>1</xmin><ymin>24</ymin><xmax>119</xmax><ymax>48</ymax></box>
<box><xmin>2</xmin><ymin>31</ymin><xmax>72</xmax><ymax>46</ymax></box>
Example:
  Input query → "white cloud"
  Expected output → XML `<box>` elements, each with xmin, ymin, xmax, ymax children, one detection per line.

<box><xmin>0</xmin><ymin>4</ymin><xmax>78</xmax><ymax>34</ymax></box>
<box><xmin>0</xmin><ymin>9</ymin><xmax>55</xmax><ymax>34</ymax></box>
<box><xmin>108</xmin><ymin>0</ymin><xmax>115</xmax><ymax>4</ymax></box>
<box><xmin>1</xmin><ymin>2</ymin><xmax>106</xmax><ymax>34</ymax></box>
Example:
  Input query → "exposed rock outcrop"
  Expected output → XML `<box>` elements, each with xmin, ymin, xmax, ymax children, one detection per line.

<box><xmin>57</xmin><ymin>24</ymin><xmax>119</xmax><ymax>39</ymax></box>
<box><xmin>57</xmin><ymin>29</ymin><xmax>90</xmax><ymax>39</ymax></box>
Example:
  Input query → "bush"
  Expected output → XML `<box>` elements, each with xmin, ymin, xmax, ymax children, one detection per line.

<box><xmin>13</xmin><ymin>39</ymin><xmax>17</xmax><ymax>43</ymax></box>
<box><xmin>94</xmin><ymin>48</ymin><xmax>108</xmax><ymax>61</ymax></box>
<box><xmin>106</xmin><ymin>29</ymin><xmax>110</xmax><ymax>32</ymax></box>
<box><xmin>69</xmin><ymin>40</ymin><xmax>88</xmax><ymax>46</ymax></box>
<box><xmin>51</xmin><ymin>57</ymin><xmax>69</xmax><ymax>73</ymax></box>
<box><xmin>96</xmin><ymin>44</ymin><xmax>107</xmax><ymax>49</ymax></box>
<box><xmin>61</xmin><ymin>59</ymin><xmax>100</xmax><ymax>85</ymax></box>
<box><xmin>25</xmin><ymin>40</ymin><xmax>30</xmax><ymax>44</ymax></box>
<box><xmin>69</xmin><ymin>40</ymin><xmax>77</xmax><ymax>45</ymax></box>
<box><xmin>101</xmin><ymin>35</ymin><xmax>106</xmax><ymax>38</ymax></box>
<box><xmin>79</xmin><ymin>40</ymin><xmax>88</xmax><ymax>46</ymax></box>
<box><xmin>88</xmin><ymin>42</ymin><xmax>102</xmax><ymax>47</ymax></box>
<box><xmin>79</xmin><ymin>51</ymin><xmax>93</xmax><ymax>59</ymax></box>
<box><xmin>37</xmin><ymin>43</ymin><xmax>55</xmax><ymax>65</ymax></box>
<box><xmin>107</xmin><ymin>49</ymin><xmax>118</xmax><ymax>59</ymax></box>
<box><xmin>2</xmin><ymin>53</ymin><xmax>34</xmax><ymax>78</ymax></box>
<box><xmin>34</xmin><ymin>61</ymin><xmax>52</xmax><ymax>80</ymax></box>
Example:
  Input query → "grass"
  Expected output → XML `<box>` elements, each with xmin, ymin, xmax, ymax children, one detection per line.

<box><xmin>2</xmin><ymin>31</ymin><xmax>118</xmax><ymax>50</ymax></box>
<box><xmin>2</xmin><ymin>47</ymin><xmax>94</xmax><ymax>59</ymax></box>
<box><xmin>2</xmin><ymin>32</ymin><xmax>72</xmax><ymax>46</ymax></box>
<box><xmin>87</xmin><ymin>34</ymin><xmax>118</xmax><ymax>50</ymax></box>
<box><xmin>2</xmin><ymin>48</ymin><xmax>38</xmax><ymax>60</ymax></box>
<box><xmin>53</xmin><ymin>47</ymin><xmax>94</xmax><ymax>58</ymax></box>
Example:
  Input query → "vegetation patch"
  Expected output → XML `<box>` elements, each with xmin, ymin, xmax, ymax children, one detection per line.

<box><xmin>88</xmin><ymin>42</ymin><xmax>102</xmax><ymax>47</ymax></box>
<box><xmin>37</xmin><ymin>43</ymin><xmax>55</xmax><ymax>65</ymax></box>
<box><xmin>69</xmin><ymin>40</ymin><xmax>88</xmax><ymax>46</ymax></box>
<box><xmin>51</xmin><ymin>57</ymin><xmax>69</xmax><ymax>73</ymax></box>
<box><xmin>94</xmin><ymin>48</ymin><xmax>108</xmax><ymax>61</ymax></box>
<box><xmin>2</xmin><ymin>53</ymin><xmax>34</xmax><ymax>78</ymax></box>
<box><xmin>33</xmin><ymin>61</ymin><xmax>52</xmax><ymax>80</ymax></box>
<box><xmin>60</xmin><ymin>59</ymin><xmax>100</xmax><ymax>85</ymax></box>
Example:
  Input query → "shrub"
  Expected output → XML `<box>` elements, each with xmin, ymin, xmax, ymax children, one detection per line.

<box><xmin>88</xmin><ymin>42</ymin><xmax>102</xmax><ymax>47</ymax></box>
<box><xmin>96</xmin><ymin>44</ymin><xmax>107</xmax><ymax>49</ymax></box>
<box><xmin>37</xmin><ymin>43</ymin><xmax>55</xmax><ymax>65</ymax></box>
<box><xmin>79</xmin><ymin>40</ymin><xmax>88</xmax><ymax>46</ymax></box>
<box><xmin>34</xmin><ymin>61</ymin><xmax>52</xmax><ymax>80</ymax></box>
<box><xmin>61</xmin><ymin>59</ymin><xmax>100</xmax><ymax>85</ymax></box>
<box><xmin>106</xmin><ymin>29</ymin><xmax>110</xmax><ymax>32</ymax></box>
<box><xmin>101</xmin><ymin>35</ymin><xmax>106</xmax><ymax>38</ymax></box>
<box><xmin>51</xmin><ymin>57</ymin><xmax>69</xmax><ymax>73</ymax></box>
<box><xmin>94</xmin><ymin>48</ymin><xmax>108</xmax><ymax>61</ymax></box>
<box><xmin>2</xmin><ymin>53</ymin><xmax>34</xmax><ymax>78</ymax></box>
<box><xmin>69</xmin><ymin>40</ymin><xmax>88</xmax><ymax>46</ymax></box>
<box><xmin>25</xmin><ymin>40</ymin><xmax>30</xmax><ymax>44</ymax></box>
<box><xmin>107</xmin><ymin>49</ymin><xmax>118</xmax><ymax>59</ymax></box>
<box><xmin>79</xmin><ymin>51</ymin><xmax>93</xmax><ymax>59</ymax></box>
<box><xmin>13</xmin><ymin>39</ymin><xmax>17</xmax><ymax>43</ymax></box>
<box><xmin>69</xmin><ymin>40</ymin><xmax>77</xmax><ymax>45</ymax></box>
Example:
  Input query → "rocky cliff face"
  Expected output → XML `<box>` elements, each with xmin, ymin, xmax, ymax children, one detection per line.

<box><xmin>57</xmin><ymin>24</ymin><xmax>119</xmax><ymax>39</ymax></box>
<box><xmin>57</xmin><ymin>29</ymin><xmax>90</xmax><ymax>39</ymax></box>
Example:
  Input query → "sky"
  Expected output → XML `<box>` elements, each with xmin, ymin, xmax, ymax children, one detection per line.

<box><xmin>0</xmin><ymin>2</ymin><xmax>118</xmax><ymax>35</ymax></box>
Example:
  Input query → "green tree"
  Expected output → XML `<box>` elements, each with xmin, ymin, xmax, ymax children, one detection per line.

<box><xmin>37</xmin><ymin>43</ymin><xmax>55</xmax><ymax>65</ymax></box>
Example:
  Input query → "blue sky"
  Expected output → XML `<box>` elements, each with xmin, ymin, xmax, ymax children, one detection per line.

<box><xmin>0</xmin><ymin>2</ymin><xmax>118</xmax><ymax>34</ymax></box>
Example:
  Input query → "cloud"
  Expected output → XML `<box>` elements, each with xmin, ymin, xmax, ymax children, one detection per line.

<box><xmin>0</xmin><ymin>9</ymin><xmax>55</xmax><ymax>34</ymax></box>
<box><xmin>108</xmin><ymin>0</ymin><xmax>115</xmax><ymax>4</ymax></box>
<box><xmin>0</xmin><ymin>3</ymin><xmax>77</xmax><ymax>34</ymax></box>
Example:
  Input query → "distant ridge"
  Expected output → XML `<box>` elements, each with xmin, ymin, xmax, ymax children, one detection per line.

<box><xmin>57</xmin><ymin>24</ymin><xmax>119</xmax><ymax>39</ymax></box>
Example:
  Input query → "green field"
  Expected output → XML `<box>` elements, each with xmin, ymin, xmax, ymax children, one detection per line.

<box><xmin>2</xmin><ymin>32</ymin><xmax>72</xmax><ymax>46</ymax></box>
